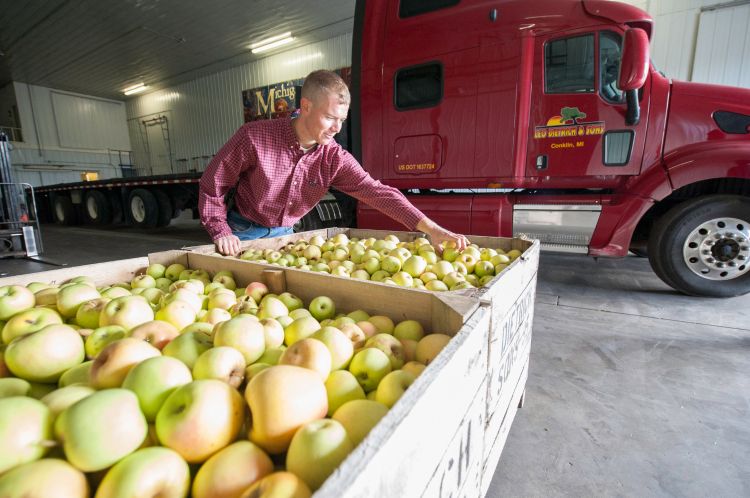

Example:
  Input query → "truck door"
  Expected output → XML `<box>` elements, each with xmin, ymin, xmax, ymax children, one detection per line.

<box><xmin>527</xmin><ymin>29</ymin><xmax>650</xmax><ymax>178</ymax></box>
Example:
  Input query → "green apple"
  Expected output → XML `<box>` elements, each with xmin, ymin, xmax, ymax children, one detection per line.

<box><xmin>346</xmin><ymin>309</ymin><xmax>370</xmax><ymax>322</ymax></box>
<box><xmin>95</xmin><ymin>446</ymin><xmax>190</xmax><ymax>498</ymax></box>
<box><xmin>416</xmin><ymin>333</ymin><xmax>452</xmax><ymax>365</ymax></box>
<box><xmin>364</xmin><ymin>333</ymin><xmax>406</xmax><ymax>370</ymax></box>
<box><xmin>288</xmin><ymin>308</ymin><xmax>312</xmax><ymax>320</ymax></box>
<box><xmin>2</xmin><ymin>307</ymin><xmax>63</xmax><ymax>344</ymax></box>
<box><xmin>199</xmin><ymin>307</ymin><xmax>232</xmax><ymax>326</ymax></box>
<box><xmin>164</xmin><ymin>263</ymin><xmax>186</xmax><ymax>281</ymax></box>
<box><xmin>0</xmin><ymin>458</ymin><xmax>89</xmax><ymax>498</ymax></box>
<box><xmin>479</xmin><ymin>274</ymin><xmax>495</xmax><ymax>286</ymax></box>
<box><xmin>33</xmin><ymin>287</ymin><xmax>60</xmax><ymax>307</ymax></box>
<box><xmin>0</xmin><ymin>285</ymin><xmax>36</xmax><ymax>321</ymax></box>
<box><xmin>84</xmin><ymin>325</ymin><xmax>127</xmax><ymax>359</ymax></box>
<box><xmin>368</xmin><ymin>315</ymin><xmax>395</xmax><ymax>335</ymax></box>
<box><xmin>286</xmin><ymin>418</ymin><xmax>354</xmax><ymax>491</ymax></box>
<box><xmin>122</xmin><ymin>356</ymin><xmax>192</xmax><ymax>422</ymax></box>
<box><xmin>5</xmin><ymin>324</ymin><xmax>84</xmax><ymax>383</ymax></box>
<box><xmin>278</xmin><ymin>292</ymin><xmax>304</xmax><ymax>312</ymax></box>
<box><xmin>191</xmin><ymin>441</ymin><xmax>274</xmax><ymax>498</ymax></box>
<box><xmin>425</xmin><ymin>279</ymin><xmax>449</xmax><ymax>291</ymax></box>
<box><xmin>257</xmin><ymin>296</ymin><xmax>289</xmax><ymax>320</ymax></box>
<box><xmin>129</xmin><ymin>320</ymin><xmax>180</xmax><ymax>350</ymax></box>
<box><xmin>380</xmin><ymin>255</ymin><xmax>401</xmax><ymax>274</ymax></box>
<box><xmin>89</xmin><ymin>337</ymin><xmax>161</xmax><ymax>389</ymax></box>
<box><xmin>432</xmin><ymin>261</ymin><xmax>455</xmax><ymax>279</ymax></box>
<box><xmin>162</xmin><ymin>331</ymin><xmax>213</xmax><ymax>370</ymax></box>
<box><xmin>55</xmin><ymin>388</ymin><xmax>147</xmax><ymax>472</ymax></box>
<box><xmin>27</xmin><ymin>381</ymin><xmax>58</xmax><ymax>400</ymax></box>
<box><xmin>230</xmin><ymin>295</ymin><xmax>259</xmax><ymax>316</ymax></box>
<box><xmin>58</xmin><ymin>360</ymin><xmax>93</xmax><ymax>387</ymax></box>
<box><xmin>40</xmin><ymin>385</ymin><xmax>95</xmax><ymax>421</ymax></box>
<box><xmin>308</xmin><ymin>296</ymin><xmax>335</xmax><ymax>321</ymax></box>
<box><xmin>350</xmin><ymin>269</ymin><xmax>370</xmax><ymax>280</ymax></box>
<box><xmin>131</xmin><ymin>274</ymin><xmax>156</xmax><ymax>289</ymax></box>
<box><xmin>375</xmin><ymin>370</ymin><xmax>416</xmax><ymax>408</ymax></box>
<box><xmin>0</xmin><ymin>377</ymin><xmax>31</xmax><ymax>397</ymax></box>
<box><xmin>155</xmin><ymin>299</ymin><xmax>198</xmax><ymax>331</ymax></box>
<box><xmin>362</xmin><ymin>257</ymin><xmax>381</xmax><ymax>275</ymax></box>
<box><xmin>180</xmin><ymin>322</ymin><xmax>214</xmax><ymax>335</ymax></box>
<box><xmin>474</xmin><ymin>260</ymin><xmax>495</xmax><ymax>278</ymax></box>
<box><xmin>163</xmin><ymin>287</ymin><xmax>203</xmax><ymax>313</ymax></box>
<box><xmin>26</xmin><ymin>282</ymin><xmax>51</xmax><ymax>293</ymax></box>
<box><xmin>393</xmin><ymin>319</ymin><xmax>425</xmax><ymax>342</ymax></box>
<box><xmin>260</xmin><ymin>318</ymin><xmax>285</xmax><ymax>349</ymax></box>
<box><xmin>324</xmin><ymin>370</ymin><xmax>365</xmax><ymax>416</ymax></box>
<box><xmin>402</xmin><ymin>255</ymin><xmax>427</xmax><ymax>277</ymax></box>
<box><xmin>279</xmin><ymin>338</ymin><xmax>332</xmax><ymax>381</ymax></box>
<box><xmin>154</xmin><ymin>277</ymin><xmax>172</xmax><ymax>293</ymax></box>
<box><xmin>332</xmin><ymin>399</ymin><xmax>389</xmax><ymax>447</ymax></box>
<box><xmin>212</xmin><ymin>274</ymin><xmax>237</xmax><ymax>291</ymax></box>
<box><xmin>245</xmin><ymin>362</ymin><xmax>272</xmax><ymax>381</ymax></box>
<box><xmin>207</xmin><ymin>288</ymin><xmax>237</xmax><ymax>311</ymax></box>
<box><xmin>99</xmin><ymin>295</ymin><xmax>154</xmax><ymax>332</ymax></box>
<box><xmin>255</xmin><ymin>346</ymin><xmax>286</xmax><ymax>365</ymax></box>
<box><xmin>391</xmin><ymin>271</ymin><xmax>414</xmax><ymax>287</ymax></box>
<box><xmin>0</xmin><ymin>396</ymin><xmax>52</xmax><ymax>473</ymax></box>
<box><xmin>348</xmin><ymin>348</ymin><xmax>392</xmax><ymax>392</ymax></box>
<box><xmin>73</xmin><ymin>297</ymin><xmax>109</xmax><ymax>329</ymax></box>
<box><xmin>213</xmin><ymin>315</ymin><xmax>266</xmax><ymax>364</ymax></box>
<box><xmin>156</xmin><ymin>380</ymin><xmax>245</xmax><ymax>463</ymax></box>
<box><xmin>491</xmin><ymin>253</ymin><xmax>511</xmax><ymax>266</ymax></box>
<box><xmin>146</xmin><ymin>263</ymin><xmax>167</xmax><ymax>279</ymax></box>
<box><xmin>100</xmin><ymin>286</ymin><xmax>131</xmax><ymax>299</ymax></box>
<box><xmin>65</xmin><ymin>276</ymin><xmax>96</xmax><ymax>288</ymax></box>
<box><xmin>284</xmin><ymin>316</ymin><xmax>321</xmax><ymax>346</ymax></box>
<box><xmin>192</xmin><ymin>346</ymin><xmax>246</xmax><ymax>388</ymax></box>
<box><xmin>56</xmin><ymin>283</ymin><xmax>100</xmax><ymax>320</ymax></box>
<box><xmin>311</xmin><ymin>326</ymin><xmax>354</xmax><ymax>370</ymax></box>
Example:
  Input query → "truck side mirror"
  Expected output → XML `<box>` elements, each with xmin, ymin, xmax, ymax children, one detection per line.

<box><xmin>618</xmin><ymin>28</ymin><xmax>649</xmax><ymax>126</ymax></box>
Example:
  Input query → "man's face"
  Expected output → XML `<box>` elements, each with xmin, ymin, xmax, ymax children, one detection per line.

<box><xmin>301</xmin><ymin>92</ymin><xmax>349</xmax><ymax>146</ymax></box>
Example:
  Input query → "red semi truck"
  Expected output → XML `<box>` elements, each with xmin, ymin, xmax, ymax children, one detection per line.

<box><xmin>352</xmin><ymin>0</ymin><xmax>750</xmax><ymax>297</ymax></box>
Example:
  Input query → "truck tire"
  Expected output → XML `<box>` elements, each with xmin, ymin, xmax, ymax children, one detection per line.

<box><xmin>153</xmin><ymin>189</ymin><xmax>173</xmax><ymax>228</ymax></box>
<box><xmin>52</xmin><ymin>195</ymin><xmax>77</xmax><ymax>225</ymax></box>
<box><xmin>647</xmin><ymin>195</ymin><xmax>750</xmax><ymax>297</ymax></box>
<box><xmin>294</xmin><ymin>210</ymin><xmax>324</xmax><ymax>233</ymax></box>
<box><xmin>127</xmin><ymin>189</ymin><xmax>159</xmax><ymax>228</ymax></box>
<box><xmin>83</xmin><ymin>190</ymin><xmax>112</xmax><ymax>225</ymax></box>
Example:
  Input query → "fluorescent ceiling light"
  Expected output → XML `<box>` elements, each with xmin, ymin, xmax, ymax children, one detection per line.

<box><xmin>251</xmin><ymin>32</ymin><xmax>294</xmax><ymax>53</ymax></box>
<box><xmin>123</xmin><ymin>83</ymin><xmax>148</xmax><ymax>95</ymax></box>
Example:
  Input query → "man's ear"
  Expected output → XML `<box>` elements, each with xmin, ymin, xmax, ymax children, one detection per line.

<box><xmin>299</xmin><ymin>96</ymin><xmax>313</xmax><ymax>114</ymax></box>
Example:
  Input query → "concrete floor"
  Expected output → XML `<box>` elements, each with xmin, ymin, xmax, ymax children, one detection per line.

<box><xmin>1</xmin><ymin>219</ymin><xmax>748</xmax><ymax>497</ymax></box>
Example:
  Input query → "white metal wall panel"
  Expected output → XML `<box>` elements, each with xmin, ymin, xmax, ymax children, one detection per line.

<box><xmin>692</xmin><ymin>3</ymin><xmax>750</xmax><ymax>87</ymax></box>
<box><xmin>51</xmin><ymin>91</ymin><xmax>130</xmax><ymax>150</ymax></box>
<box><xmin>650</xmin><ymin>10</ymin><xmax>699</xmax><ymax>80</ymax></box>
<box><xmin>126</xmin><ymin>33</ymin><xmax>352</xmax><ymax>171</ymax></box>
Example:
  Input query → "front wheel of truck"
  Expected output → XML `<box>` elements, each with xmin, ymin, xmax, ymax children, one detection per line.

<box><xmin>648</xmin><ymin>195</ymin><xmax>750</xmax><ymax>297</ymax></box>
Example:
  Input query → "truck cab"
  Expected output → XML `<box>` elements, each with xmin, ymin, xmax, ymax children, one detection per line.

<box><xmin>353</xmin><ymin>0</ymin><xmax>750</xmax><ymax>297</ymax></box>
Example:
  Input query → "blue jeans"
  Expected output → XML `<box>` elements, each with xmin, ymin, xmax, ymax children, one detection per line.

<box><xmin>226</xmin><ymin>210</ymin><xmax>294</xmax><ymax>241</ymax></box>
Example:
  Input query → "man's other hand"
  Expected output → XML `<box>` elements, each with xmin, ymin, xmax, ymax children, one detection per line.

<box><xmin>215</xmin><ymin>234</ymin><xmax>242</xmax><ymax>256</ymax></box>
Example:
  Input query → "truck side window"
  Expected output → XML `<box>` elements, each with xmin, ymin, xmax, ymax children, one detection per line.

<box><xmin>600</xmin><ymin>31</ymin><xmax>625</xmax><ymax>103</ymax></box>
<box><xmin>399</xmin><ymin>0</ymin><xmax>460</xmax><ymax>18</ymax></box>
<box><xmin>545</xmin><ymin>34</ymin><xmax>595</xmax><ymax>94</ymax></box>
<box><xmin>394</xmin><ymin>62</ymin><xmax>443</xmax><ymax>110</ymax></box>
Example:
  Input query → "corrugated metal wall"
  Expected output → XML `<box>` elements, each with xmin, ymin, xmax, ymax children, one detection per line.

<box><xmin>10</xmin><ymin>82</ymin><xmax>131</xmax><ymax>186</ymax></box>
<box><xmin>126</xmin><ymin>33</ymin><xmax>352</xmax><ymax>175</ymax></box>
<box><xmin>692</xmin><ymin>3</ymin><xmax>750</xmax><ymax>87</ymax></box>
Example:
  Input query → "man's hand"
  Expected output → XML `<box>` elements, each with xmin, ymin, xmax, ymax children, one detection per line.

<box><xmin>214</xmin><ymin>234</ymin><xmax>242</xmax><ymax>256</ymax></box>
<box><xmin>416</xmin><ymin>218</ymin><xmax>470</xmax><ymax>253</ymax></box>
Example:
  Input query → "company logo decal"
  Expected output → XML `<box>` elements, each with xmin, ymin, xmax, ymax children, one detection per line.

<box><xmin>534</xmin><ymin>107</ymin><xmax>605</xmax><ymax>140</ymax></box>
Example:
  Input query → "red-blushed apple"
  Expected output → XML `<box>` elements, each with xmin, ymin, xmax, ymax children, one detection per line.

<box><xmin>129</xmin><ymin>320</ymin><xmax>180</xmax><ymax>350</ymax></box>
<box><xmin>89</xmin><ymin>337</ymin><xmax>161</xmax><ymax>389</ymax></box>
<box><xmin>245</xmin><ymin>365</ymin><xmax>327</xmax><ymax>454</ymax></box>
<box><xmin>58</xmin><ymin>360</ymin><xmax>93</xmax><ymax>387</ymax></box>
<box><xmin>348</xmin><ymin>347</ymin><xmax>392</xmax><ymax>392</ymax></box>
<box><xmin>5</xmin><ymin>324</ymin><xmax>85</xmax><ymax>383</ymax></box>
<box><xmin>192</xmin><ymin>346</ymin><xmax>246</xmax><ymax>388</ymax></box>
<box><xmin>402</xmin><ymin>361</ymin><xmax>426</xmax><ymax>378</ymax></box>
<box><xmin>0</xmin><ymin>458</ymin><xmax>89</xmax><ymax>498</ymax></box>
<box><xmin>308</xmin><ymin>296</ymin><xmax>335</xmax><ymax>321</ymax></box>
<box><xmin>279</xmin><ymin>338</ymin><xmax>332</xmax><ymax>381</ymax></box>
<box><xmin>311</xmin><ymin>326</ymin><xmax>354</xmax><ymax>370</ymax></box>
<box><xmin>245</xmin><ymin>282</ymin><xmax>269</xmax><ymax>303</ymax></box>
<box><xmin>99</xmin><ymin>295</ymin><xmax>155</xmax><ymax>332</ymax></box>
<box><xmin>239</xmin><ymin>471</ymin><xmax>312</xmax><ymax>498</ymax></box>
<box><xmin>213</xmin><ymin>315</ymin><xmax>266</xmax><ymax>365</ymax></box>
<box><xmin>0</xmin><ymin>396</ymin><xmax>52</xmax><ymax>473</ymax></box>
<box><xmin>400</xmin><ymin>338</ymin><xmax>418</xmax><ymax>363</ymax></box>
<box><xmin>284</xmin><ymin>315</ymin><xmax>321</xmax><ymax>346</ymax></box>
<box><xmin>162</xmin><ymin>331</ymin><xmax>213</xmax><ymax>370</ymax></box>
<box><xmin>416</xmin><ymin>333</ymin><xmax>452</xmax><ymax>365</ymax></box>
<box><xmin>332</xmin><ymin>399</ymin><xmax>389</xmax><ymax>447</ymax></box>
<box><xmin>393</xmin><ymin>319</ymin><xmax>425</xmax><ymax>342</ymax></box>
<box><xmin>122</xmin><ymin>356</ymin><xmax>192</xmax><ymax>422</ymax></box>
<box><xmin>191</xmin><ymin>440</ymin><xmax>274</xmax><ymax>498</ymax></box>
<box><xmin>156</xmin><ymin>379</ymin><xmax>245</xmax><ymax>463</ymax></box>
<box><xmin>0</xmin><ymin>377</ymin><xmax>31</xmax><ymax>397</ymax></box>
<box><xmin>286</xmin><ymin>418</ymin><xmax>354</xmax><ymax>491</ymax></box>
<box><xmin>325</xmin><ymin>369</ymin><xmax>366</xmax><ymax>416</ymax></box>
<box><xmin>367</xmin><ymin>315</ymin><xmax>395</xmax><ymax>335</ymax></box>
<box><xmin>56</xmin><ymin>283</ymin><xmax>101</xmax><ymax>319</ymax></box>
<box><xmin>84</xmin><ymin>325</ymin><xmax>127</xmax><ymax>359</ymax></box>
<box><xmin>95</xmin><ymin>446</ymin><xmax>190</xmax><ymax>498</ymax></box>
<box><xmin>375</xmin><ymin>370</ymin><xmax>417</xmax><ymax>408</ymax></box>
<box><xmin>55</xmin><ymin>388</ymin><xmax>147</xmax><ymax>472</ymax></box>
<box><xmin>155</xmin><ymin>299</ymin><xmax>198</xmax><ymax>331</ymax></box>
<box><xmin>338</xmin><ymin>322</ymin><xmax>367</xmax><ymax>350</ymax></box>
<box><xmin>364</xmin><ymin>333</ymin><xmax>406</xmax><ymax>370</ymax></box>
<box><xmin>2</xmin><ymin>306</ymin><xmax>63</xmax><ymax>344</ymax></box>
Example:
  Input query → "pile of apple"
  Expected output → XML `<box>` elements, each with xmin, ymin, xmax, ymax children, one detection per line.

<box><xmin>0</xmin><ymin>263</ymin><xmax>453</xmax><ymax>497</ymax></box>
<box><xmin>230</xmin><ymin>233</ymin><xmax>523</xmax><ymax>291</ymax></box>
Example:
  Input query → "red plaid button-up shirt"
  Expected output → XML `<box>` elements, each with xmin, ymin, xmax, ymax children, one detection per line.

<box><xmin>198</xmin><ymin>118</ymin><xmax>425</xmax><ymax>240</ymax></box>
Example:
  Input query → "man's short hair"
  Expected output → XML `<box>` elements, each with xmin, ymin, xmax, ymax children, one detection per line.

<box><xmin>302</xmin><ymin>70</ymin><xmax>351</xmax><ymax>106</ymax></box>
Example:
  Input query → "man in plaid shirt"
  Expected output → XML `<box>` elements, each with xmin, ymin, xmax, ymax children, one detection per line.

<box><xmin>199</xmin><ymin>70</ymin><xmax>469</xmax><ymax>256</ymax></box>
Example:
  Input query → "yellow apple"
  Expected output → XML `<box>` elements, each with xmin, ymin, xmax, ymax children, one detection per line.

<box><xmin>2</xmin><ymin>307</ymin><xmax>63</xmax><ymax>344</ymax></box>
<box><xmin>214</xmin><ymin>315</ymin><xmax>266</xmax><ymax>364</ymax></box>
<box><xmin>402</xmin><ymin>360</ymin><xmax>426</xmax><ymax>378</ymax></box>
<box><xmin>325</xmin><ymin>369</ymin><xmax>366</xmax><ymax>416</ymax></box>
<box><xmin>286</xmin><ymin>418</ymin><xmax>353</xmax><ymax>491</ymax></box>
<box><xmin>129</xmin><ymin>320</ymin><xmax>180</xmax><ymax>350</ymax></box>
<box><xmin>192</xmin><ymin>441</ymin><xmax>274</xmax><ymax>498</ymax></box>
<box><xmin>95</xmin><ymin>447</ymin><xmax>190</xmax><ymax>498</ymax></box>
<box><xmin>0</xmin><ymin>396</ymin><xmax>52</xmax><ymax>473</ymax></box>
<box><xmin>332</xmin><ymin>398</ymin><xmax>389</xmax><ymax>447</ymax></box>
<box><xmin>375</xmin><ymin>370</ymin><xmax>416</xmax><ymax>408</ymax></box>
<box><xmin>0</xmin><ymin>458</ymin><xmax>89</xmax><ymax>498</ymax></box>
<box><xmin>4</xmin><ymin>324</ymin><xmax>85</xmax><ymax>383</ymax></box>
<box><xmin>311</xmin><ymin>326</ymin><xmax>354</xmax><ymax>370</ymax></box>
<box><xmin>416</xmin><ymin>333</ymin><xmax>452</xmax><ymax>365</ymax></box>
<box><xmin>284</xmin><ymin>316</ymin><xmax>321</xmax><ymax>346</ymax></box>
<box><xmin>367</xmin><ymin>315</ymin><xmax>395</xmax><ymax>335</ymax></box>
<box><xmin>89</xmin><ymin>337</ymin><xmax>161</xmax><ymax>389</ymax></box>
<box><xmin>192</xmin><ymin>346</ymin><xmax>246</xmax><ymax>389</ymax></box>
<box><xmin>279</xmin><ymin>338</ymin><xmax>331</xmax><ymax>381</ymax></box>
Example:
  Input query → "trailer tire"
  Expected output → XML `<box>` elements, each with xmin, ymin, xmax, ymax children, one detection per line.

<box><xmin>52</xmin><ymin>195</ymin><xmax>77</xmax><ymax>225</ymax></box>
<box><xmin>153</xmin><ymin>189</ymin><xmax>173</xmax><ymax>228</ymax></box>
<box><xmin>647</xmin><ymin>195</ymin><xmax>750</xmax><ymax>297</ymax></box>
<box><xmin>83</xmin><ymin>190</ymin><xmax>112</xmax><ymax>225</ymax></box>
<box><xmin>128</xmin><ymin>189</ymin><xmax>159</xmax><ymax>228</ymax></box>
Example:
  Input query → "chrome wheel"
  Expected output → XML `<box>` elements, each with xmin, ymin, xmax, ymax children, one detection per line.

<box><xmin>683</xmin><ymin>217</ymin><xmax>750</xmax><ymax>281</ymax></box>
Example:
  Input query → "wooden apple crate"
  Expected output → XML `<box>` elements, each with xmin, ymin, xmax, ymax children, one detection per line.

<box><xmin>0</xmin><ymin>243</ymin><xmax>538</xmax><ymax>497</ymax></box>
